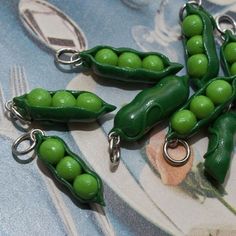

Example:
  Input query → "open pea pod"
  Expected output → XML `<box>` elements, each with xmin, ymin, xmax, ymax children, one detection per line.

<box><xmin>12</xmin><ymin>90</ymin><xmax>116</xmax><ymax>122</ymax></box>
<box><xmin>79</xmin><ymin>45</ymin><xmax>183</xmax><ymax>84</ymax></box>
<box><xmin>167</xmin><ymin>76</ymin><xmax>236</xmax><ymax>140</ymax></box>
<box><xmin>204</xmin><ymin>111</ymin><xmax>236</xmax><ymax>184</ymax></box>
<box><xmin>35</xmin><ymin>132</ymin><xmax>105</xmax><ymax>206</ymax></box>
<box><xmin>110</xmin><ymin>75</ymin><xmax>189</xmax><ymax>142</ymax></box>
<box><xmin>182</xmin><ymin>3</ymin><xmax>219</xmax><ymax>90</ymax></box>
<box><xmin>220</xmin><ymin>30</ymin><xmax>236</xmax><ymax>76</ymax></box>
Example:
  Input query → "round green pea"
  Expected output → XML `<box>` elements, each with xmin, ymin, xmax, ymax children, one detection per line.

<box><xmin>224</xmin><ymin>42</ymin><xmax>236</xmax><ymax>64</ymax></box>
<box><xmin>190</xmin><ymin>95</ymin><xmax>215</xmax><ymax>119</ymax></box>
<box><xmin>73</xmin><ymin>174</ymin><xmax>98</xmax><ymax>200</ymax></box>
<box><xmin>171</xmin><ymin>109</ymin><xmax>197</xmax><ymax>135</ymax></box>
<box><xmin>95</xmin><ymin>48</ymin><xmax>118</xmax><ymax>66</ymax></box>
<box><xmin>39</xmin><ymin>138</ymin><xmax>65</xmax><ymax>165</ymax></box>
<box><xmin>230</xmin><ymin>62</ymin><xmax>236</xmax><ymax>75</ymax></box>
<box><xmin>186</xmin><ymin>35</ymin><xmax>204</xmax><ymax>55</ymax></box>
<box><xmin>187</xmin><ymin>54</ymin><xmax>208</xmax><ymax>78</ymax></box>
<box><xmin>27</xmin><ymin>88</ymin><xmax>52</xmax><ymax>107</ymax></box>
<box><xmin>118</xmin><ymin>52</ymin><xmax>142</xmax><ymax>69</ymax></box>
<box><xmin>142</xmin><ymin>55</ymin><xmax>164</xmax><ymax>71</ymax></box>
<box><xmin>52</xmin><ymin>91</ymin><xmax>76</xmax><ymax>107</ymax></box>
<box><xmin>56</xmin><ymin>156</ymin><xmax>82</xmax><ymax>182</ymax></box>
<box><xmin>77</xmin><ymin>92</ymin><xmax>102</xmax><ymax>112</ymax></box>
<box><xmin>182</xmin><ymin>14</ymin><xmax>203</xmax><ymax>37</ymax></box>
<box><xmin>206</xmin><ymin>80</ymin><xmax>233</xmax><ymax>105</ymax></box>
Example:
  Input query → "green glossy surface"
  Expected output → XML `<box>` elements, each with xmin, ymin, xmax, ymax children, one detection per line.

<box><xmin>187</xmin><ymin>54</ymin><xmax>208</xmax><ymax>78</ymax></box>
<box><xmin>167</xmin><ymin>76</ymin><xmax>236</xmax><ymax>140</ymax></box>
<box><xmin>79</xmin><ymin>45</ymin><xmax>183</xmax><ymax>84</ymax></box>
<box><xmin>95</xmin><ymin>48</ymin><xmax>118</xmax><ymax>66</ymax></box>
<box><xmin>73</xmin><ymin>174</ymin><xmax>98</xmax><ymax>200</ymax></box>
<box><xmin>56</xmin><ymin>156</ymin><xmax>82</xmax><ymax>181</ymax></box>
<box><xmin>38</xmin><ymin>138</ymin><xmax>65</xmax><ymax>165</ymax></box>
<box><xmin>111</xmin><ymin>75</ymin><xmax>189</xmax><ymax>141</ymax></box>
<box><xmin>142</xmin><ymin>55</ymin><xmax>164</xmax><ymax>71</ymax></box>
<box><xmin>220</xmin><ymin>30</ymin><xmax>236</xmax><ymax>76</ymax></box>
<box><xmin>77</xmin><ymin>92</ymin><xmax>102</xmax><ymax>112</ymax></box>
<box><xmin>118</xmin><ymin>52</ymin><xmax>142</xmax><ymax>69</ymax></box>
<box><xmin>206</xmin><ymin>80</ymin><xmax>233</xmax><ymax>105</ymax></box>
<box><xmin>189</xmin><ymin>95</ymin><xmax>215</xmax><ymax>119</ymax></box>
<box><xmin>186</xmin><ymin>35</ymin><xmax>204</xmax><ymax>55</ymax></box>
<box><xmin>182</xmin><ymin>3</ymin><xmax>219</xmax><ymax>90</ymax></box>
<box><xmin>182</xmin><ymin>14</ymin><xmax>203</xmax><ymax>37</ymax></box>
<box><xmin>204</xmin><ymin>112</ymin><xmax>236</xmax><ymax>184</ymax></box>
<box><xmin>36</xmin><ymin>134</ymin><xmax>105</xmax><ymax>205</ymax></box>
<box><xmin>13</xmin><ymin>90</ymin><xmax>116</xmax><ymax>122</ymax></box>
<box><xmin>171</xmin><ymin>109</ymin><xmax>197</xmax><ymax>135</ymax></box>
<box><xmin>52</xmin><ymin>91</ymin><xmax>76</xmax><ymax>107</ymax></box>
<box><xmin>27</xmin><ymin>88</ymin><xmax>52</xmax><ymax>107</ymax></box>
<box><xmin>224</xmin><ymin>42</ymin><xmax>236</xmax><ymax>64</ymax></box>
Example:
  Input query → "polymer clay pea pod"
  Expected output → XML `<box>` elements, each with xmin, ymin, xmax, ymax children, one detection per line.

<box><xmin>215</xmin><ymin>15</ymin><xmax>236</xmax><ymax>76</ymax></box>
<box><xmin>204</xmin><ymin>111</ymin><xmax>236</xmax><ymax>184</ymax></box>
<box><xmin>164</xmin><ymin>76</ymin><xmax>236</xmax><ymax>166</ymax></box>
<box><xmin>108</xmin><ymin>75</ymin><xmax>190</xmax><ymax>167</ymax></box>
<box><xmin>179</xmin><ymin>0</ymin><xmax>219</xmax><ymax>90</ymax></box>
<box><xmin>12</xmin><ymin>129</ymin><xmax>105</xmax><ymax>205</ymax></box>
<box><xmin>55</xmin><ymin>46</ymin><xmax>183</xmax><ymax>84</ymax></box>
<box><xmin>5</xmin><ymin>88</ymin><xmax>116</xmax><ymax>123</ymax></box>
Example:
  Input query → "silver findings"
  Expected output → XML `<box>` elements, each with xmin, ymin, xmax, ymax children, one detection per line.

<box><xmin>163</xmin><ymin>139</ymin><xmax>191</xmax><ymax>166</ymax></box>
<box><xmin>12</xmin><ymin>129</ymin><xmax>45</xmax><ymax>156</ymax></box>
<box><xmin>55</xmin><ymin>48</ymin><xmax>83</xmax><ymax>66</ymax></box>
<box><xmin>215</xmin><ymin>15</ymin><xmax>236</xmax><ymax>35</ymax></box>
<box><xmin>108</xmin><ymin>132</ymin><xmax>121</xmax><ymax>167</ymax></box>
<box><xmin>179</xmin><ymin>0</ymin><xmax>202</xmax><ymax>22</ymax></box>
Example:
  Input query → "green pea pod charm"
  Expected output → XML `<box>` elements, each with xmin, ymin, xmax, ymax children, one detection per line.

<box><xmin>167</xmin><ymin>76</ymin><xmax>236</xmax><ymax>141</ymax></box>
<box><xmin>7</xmin><ymin>89</ymin><xmax>116</xmax><ymax>123</ymax></box>
<box><xmin>56</xmin><ymin>46</ymin><xmax>183</xmax><ymax>84</ymax></box>
<box><xmin>12</xmin><ymin>129</ymin><xmax>105</xmax><ymax>206</ymax></box>
<box><xmin>108</xmin><ymin>75</ymin><xmax>189</xmax><ymax>167</ymax></box>
<box><xmin>180</xmin><ymin>2</ymin><xmax>219</xmax><ymax>89</ymax></box>
<box><xmin>204</xmin><ymin>111</ymin><xmax>236</xmax><ymax>184</ymax></box>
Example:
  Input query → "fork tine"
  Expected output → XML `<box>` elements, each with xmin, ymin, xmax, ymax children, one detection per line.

<box><xmin>0</xmin><ymin>84</ymin><xmax>6</xmax><ymax>121</ymax></box>
<box><xmin>10</xmin><ymin>65</ymin><xmax>29</xmax><ymax>98</ymax></box>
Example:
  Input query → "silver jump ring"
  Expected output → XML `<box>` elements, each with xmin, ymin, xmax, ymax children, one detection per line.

<box><xmin>55</xmin><ymin>48</ymin><xmax>82</xmax><ymax>65</ymax></box>
<box><xmin>215</xmin><ymin>15</ymin><xmax>236</xmax><ymax>35</ymax></box>
<box><xmin>5</xmin><ymin>100</ymin><xmax>30</xmax><ymax>124</ymax></box>
<box><xmin>12</xmin><ymin>129</ymin><xmax>45</xmax><ymax>156</ymax></box>
<box><xmin>108</xmin><ymin>132</ymin><xmax>121</xmax><ymax>166</ymax></box>
<box><xmin>163</xmin><ymin>139</ymin><xmax>191</xmax><ymax>166</ymax></box>
<box><xmin>179</xmin><ymin>0</ymin><xmax>202</xmax><ymax>22</ymax></box>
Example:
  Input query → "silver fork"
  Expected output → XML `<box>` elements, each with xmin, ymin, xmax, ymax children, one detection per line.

<box><xmin>0</xmin><ymin>65</ymin><xmax>30</xmax><ymax>140</ymax></box>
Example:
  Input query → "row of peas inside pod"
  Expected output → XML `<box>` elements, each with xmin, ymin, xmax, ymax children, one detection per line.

<box><xmin>169</xmin><ymin>78</ymin><xmax>234</xmax><ymax>138</ymax></box>
<box><xmin>36</xmin><ymin>133</ymin><xmax>104</xmax><ymax>205</ymax></box>
<box><xmin>181</xmin><ymin>2</ymin><xmax>219</xmax><ymax>89</ymax></box>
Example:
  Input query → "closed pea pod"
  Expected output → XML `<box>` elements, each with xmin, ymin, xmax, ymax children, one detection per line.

<box><xmin>6</xmin><ymin>89</ymin><xmax>116</xmax><ymax>123</ymax></box>
<box><xmin>180</xmin><ymin>2</ymin><xmax>219</xmax><ymax>89</ymax></box>
<box><xmin>56</xmin><ymin>46</ymin><xmax>183</xmax><ymax>84</ymax></box>
<box><xmin>12</xmin><ymin>129</ymin><xmax>105</xmax><ymax>205</ymax></box>
<box><xmin>204</xmin><ymin>111</ymin><xmax>236</xmax><ymax>184</ymax></box>
<box><xmin>108</xmin><ymin>75</ymin><xmax>189</xmax><ymax>166</ymax></box>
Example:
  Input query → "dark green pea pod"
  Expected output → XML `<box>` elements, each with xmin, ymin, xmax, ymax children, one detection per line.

<box><xmin>35</xmin><ymin>132</ymin><xmax>105</xmax><ymax>206</ymax></box>
<box><xmin>204</xmin><ymin>111</ymin><xmax>236</xmax><ymax>184</ymax></box>
<box><xmin>79</xmin><ymin>45</ymin><xmax>183</xmax><ymax>84</ymax></box>
<box><xmin>220</xmin><ymin>30</ymin><xmax>236</xmax><ymax>76</ymax></box>
<box><xmin>12</xmin><ymin>90</ymin><xmax>116</xmax><ymax>123</ymax></box>
<box><xmin>167</xmin><ymin>76</ymin><xmax>236</xmax><ymax>140</ymax></box>
<box><xmin>110</xmin><ymin>75</ymin><xmax>189</xmax><ymax>142</ymax></box>
<box><xmin>182</xmin><ymin>3</ymin><xmax>219</xmax><ymax>89</ymax></box>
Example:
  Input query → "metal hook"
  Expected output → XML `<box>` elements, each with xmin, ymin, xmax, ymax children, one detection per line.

<box><xmin>179</xmin><ymin>0</ymin><xmax>202</xmax><ymax>22</ymax></box>
<box><xmin>108</xmin><ymin>132</ymin><xmax>121</xmax><ymax>167</ymax></box>
<box><xmin>215</xmin><ymin>15</ymin><xmax>236</xmax><ymax>36</ymax></box>
<box><xmin>163</xmin><ymin>139</ymin><xmax>191</xmax><ymax>166</ymax></box>
<box><xmin>55</xmin><ymin>48</ymin><xmax>83</xmax><ymax>66</ymax></box>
